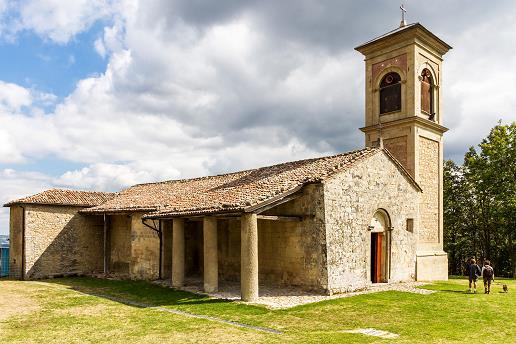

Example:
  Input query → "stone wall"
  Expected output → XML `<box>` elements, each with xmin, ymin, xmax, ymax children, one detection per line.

<box><xmin>416</xmin><ymin>254</ymin><xmax>448</xmax><ymax>281</ymax></box>
<box><xmin>218</xmin><ymin>219</ymin><xmax>240</xmax><ymax>281</ymax></box>
<box><xmin>130</xmin><ymin>213</ymin><xmax>160</xmax><ymax>280</ymax></box>
<box><xmin>418</xmin><ymin>137</ymin><xmax>440</xmax><ymax>243</ymax></box>
<box><xmin>185</xmin><ymin>221</ymin><xmax>203</xmax><ymax>277</ymax></box>
<box><xmin>23</xmin><ymin>205</ymin><xmax>103</xmax><ymax>279</ymax></box>
<box><xmin>106</xmin><ymin>213</ymin><xmax>160</xmax><ymax>280</ymax></box>
<box><xmin>323</xmin><ymin>151</ymin><xmax>420</xmax><ymax>293</ymax></box>
<box><xmin>109</xmin><ymin>215</ymin><xmax>131</xmax><ymax>276</ymax></box>
<box><xmin>161</xmin><ymin>220</ymin><xmax>173</xmax><ymax>279</ymax></box>
<box><xmin>384</xmin><ymin>136</ymin><xmax>409</xmax><ymax>173</ymax></box>
<box><xmin>8</xmin><ymin>206</ymin><xmax>23</xmax><ymax>279</ymax></box>
<box><xmin>260</xmin><ymin>184</ymin><xmax>327</xmax><ymax>290</ymax></box>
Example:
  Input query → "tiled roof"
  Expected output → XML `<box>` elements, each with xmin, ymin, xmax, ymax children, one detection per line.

<box><xmin>4</xmin><ymin>189</ymin><xmax>116</xmax><ymax>207</ymax></box>
<box><xmin>82</xmin><ymin>147</ymin><xmax>388</xmax><ymax>217</ymax></box>
<box><xmin>355</xmin><ymin>23</ymin><xmax>418</xmax><ymax>50</ymax></box>
<box><xmin>354</xmin><ymin>22</ymin><xmax>452</xmax><ymax>52</ymax></box>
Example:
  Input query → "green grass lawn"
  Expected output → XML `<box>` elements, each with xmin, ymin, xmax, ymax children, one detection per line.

<box><xmin>1</xmin><ymin>277</ymin><xmax>514</xmax><ymax>343</ymax></box>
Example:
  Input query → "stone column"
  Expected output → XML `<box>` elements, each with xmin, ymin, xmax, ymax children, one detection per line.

<box><xmin>203</xmin><ymin>217</ymin><xmax>218</xmax><ymax>292</ymax></box>
<box><xmin>171</xmin><ymin>218</ymin><xmax>185</xmax><ymax>287</ymax></box>
<box><xmin>241</xmin><ymin>213</ymin><xmax>258</xmax><ymax>302</ymax></box>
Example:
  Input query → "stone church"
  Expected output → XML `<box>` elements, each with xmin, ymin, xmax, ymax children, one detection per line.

<box><xmin>5</xmin><ymin>22</ymin><xmax>451</xmax><ymax>301</ymax></box>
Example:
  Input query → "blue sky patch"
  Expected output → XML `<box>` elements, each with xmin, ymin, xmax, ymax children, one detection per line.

<box><xmin>0</xmin><ymin>22</ymin><xmax>107</xmax><ymax>101</ymax></box>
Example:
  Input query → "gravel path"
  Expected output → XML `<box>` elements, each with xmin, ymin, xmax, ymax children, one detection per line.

<box><xmin>154</xmin><ymin>279</ymin><xmax>435</xmax><ymax>309</ymax></box>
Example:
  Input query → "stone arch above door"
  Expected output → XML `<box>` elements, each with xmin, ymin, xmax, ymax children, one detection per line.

<box><xmin>369</xmin><ymin>209</ymin><xmax>391</xmax><ymax>233</ymax></box>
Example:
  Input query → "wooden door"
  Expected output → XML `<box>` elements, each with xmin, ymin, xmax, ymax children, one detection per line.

<box><xmin>376</xmin><ymin>234</ymin><xmax>383</xmax><ymax>283</ymax></box>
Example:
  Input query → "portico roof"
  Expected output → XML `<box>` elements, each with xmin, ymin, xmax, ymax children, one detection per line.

<box><xmin>4</xmin><ymin>147</ymin><xmax>421</xmax><ymax>217</ymax></box>
<box><xmin>81</xmin><ymin>148</ymin><xmax>379</xmax><ymax>216</ymax></box>
<box><xmin>80</xmin><ymin>147</ymin><xmax>420</xmax><ymax>218</ymax></box>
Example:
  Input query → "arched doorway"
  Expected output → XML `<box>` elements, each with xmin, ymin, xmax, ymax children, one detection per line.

<box><xmin>369</xmin><ymin>210</ymin><xmax>391</xmax><ymax>283</ymax></box>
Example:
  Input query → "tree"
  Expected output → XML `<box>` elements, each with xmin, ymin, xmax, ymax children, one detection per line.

<box><xmin>443</xmin><ymin>160</ymin><xmax>469</xmax><ymax>275</ymax></box>
<box><xmin>444</xmin><ymin>122</ymin><xmax>516</xmax><ymax>277</ymax></box>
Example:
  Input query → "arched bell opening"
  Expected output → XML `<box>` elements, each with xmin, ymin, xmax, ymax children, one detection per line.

<box><xmin>369</xmin><ymin>209</ymin><xmax>392</xmax><ymax>283</ymax></box>
<box><xmin>420</xmin><ymin>68</ymin><xmax>435</xmax><ymax>116</ymax></box>
<box><xmin>379</xmin><ymin>72</ymin><xmax>402</xmax><ymax>114</ymax></box>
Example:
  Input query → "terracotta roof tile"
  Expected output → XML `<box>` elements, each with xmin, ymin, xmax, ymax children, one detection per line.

<box><xmin>4</xmin><ymin>189</ymin><xmax>116</xmax><ymax>207</ymax></box>
<box><xmin>82</xmin><ymin>147</ymin><xmax>382</xmax><ymax>217</ymax></box>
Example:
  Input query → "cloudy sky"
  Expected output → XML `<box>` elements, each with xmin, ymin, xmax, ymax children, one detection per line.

<box><xmin>0</xmin><ymin>0</ymin><xmax>515</xmax><ymax>234</ymax></box>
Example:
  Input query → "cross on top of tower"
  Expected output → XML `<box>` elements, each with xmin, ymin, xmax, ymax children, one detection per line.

<box><xmin>400</xmin><ymin>4</ymin><xmax>407</xmax><ymax>27</ymax></box>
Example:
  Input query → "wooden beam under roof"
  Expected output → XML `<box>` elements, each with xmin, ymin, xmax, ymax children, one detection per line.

<box><xmin>256</xmin><ymin>215</ymin><xmax>302</xmax><ymax>222</ymax></box>
<box><xmin>185</xmin><ymin>214</ymin><xmax>304</xmax><ymax>222</ymax></box>
<box><xmin>246</xmin><ymin>185</ymin><xmax>304</xmax><ymax>214</ymax></box>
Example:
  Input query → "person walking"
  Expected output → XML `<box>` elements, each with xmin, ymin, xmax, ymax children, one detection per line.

<box><xmin>468</xmin><ymin>258</ymin><xmax>481</xmax><ymax>293</ymax></box>
<box><xmin>481</xmin><ymin>260</ymin><xmax>495</xmax><ymax>294</ymax></box>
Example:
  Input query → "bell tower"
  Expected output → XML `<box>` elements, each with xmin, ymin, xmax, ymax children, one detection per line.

<box><xmin>355</xmin><ymin>22</ymin><xmax>452</xmax><ymax>281</ymax></box>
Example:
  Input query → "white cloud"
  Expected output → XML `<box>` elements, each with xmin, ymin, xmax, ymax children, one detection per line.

<box><xmin>54</xmin><ymin>162</ymin><xmax>176</xmax><ymax>191</ymax></box>
<box><xmin>0</xmin><ymin>169</ymin><xmax>52</xmax><ymax>233</ymax></box>
<box><xmin>0</xmin><ymin>82</ymin><xmax>59</xmax><ymax>164</ymax></box>
<box><xmin>0</xmin><ymin>131</ymin><xmax>24</xmax><ymax>163</ymax></box>
<box><xmin>444</xmin><ymin>11</ymin><xmax>516</xmax><ymax>159</ymax></box>
<box><xmin>94</xmin><ymin>37</ymin><xmax>107</xmax><ymax>58</ymax></box>
<box><xmin>0</xmin><ymin>81</ymin><xmax>32</xmax><ymax>111</ymax></box>
<box><xmin>14</xmin><ymin>0</ymin><xmax>116</xmax><ymax>43</ymax></box>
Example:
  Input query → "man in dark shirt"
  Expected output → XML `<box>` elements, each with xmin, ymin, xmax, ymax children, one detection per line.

<box><xmin>468</xmin><ymin>259</ymin><xmax>481</xmax><ymax>293</ymax></box>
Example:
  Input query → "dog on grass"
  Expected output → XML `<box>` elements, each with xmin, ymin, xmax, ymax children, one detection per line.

<box><xmin>502</xmin><ymin>284</ymin><xmax>508</xmax><ymax>293</ymax></box>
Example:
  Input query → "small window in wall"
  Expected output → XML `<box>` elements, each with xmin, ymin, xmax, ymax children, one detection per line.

<box><xmin>406</xmin><ymin>218</ymin><xmax>414</xmax><ymax>233</ymax></box>
<box><xmin>379</xmin><ymin>72</ymin><xmax>402</xmax><ymax>114</ymax></box>
<box><xmin>420</xmin><ymin>68</ymin><xmax>434</xmax><ymax>115</ymax></box>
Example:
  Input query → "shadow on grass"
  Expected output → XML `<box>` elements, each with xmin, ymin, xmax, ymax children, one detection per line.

<box><xmin>28</xmin><ymin>277</ymin><xmax>281</xmax><ymax>335</ymax></box>
<box><xmin>435</xmin><ymin>289</ymin><xmax>470</xmax><ymax>294</ymax></box>
<box><xmin>43</xmin><ymin>277</ymin><xmax>236</xmax><ymax>310</ymax></box>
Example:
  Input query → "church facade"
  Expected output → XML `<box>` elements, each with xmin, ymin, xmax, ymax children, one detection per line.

<box><xmin>5</xmin><ymin>22</ymin><xmax>451</xmax><ymax>301</ymax></box>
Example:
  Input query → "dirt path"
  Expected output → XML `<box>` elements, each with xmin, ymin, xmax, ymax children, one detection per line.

<box><xmin>0</xmin><ymin>281</ymin><xmax>40</xmax><ymax>322</ymax></box>
<box><xmin>156</xmin><ymin>279</ymin><xmax>435</xmax><ymax>309</ymax></box>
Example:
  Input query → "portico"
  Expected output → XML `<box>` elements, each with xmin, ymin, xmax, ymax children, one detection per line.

<box><xmin>164</xmin><ymin>212</ymin><xmax>303</xmax><ymax>302</ymax></box>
